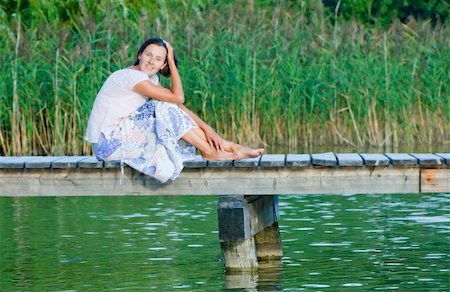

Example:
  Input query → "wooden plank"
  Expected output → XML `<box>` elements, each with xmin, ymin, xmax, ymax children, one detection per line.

<box><xmin>336</xmin><ymin>153</ymin><xmax>363</xmax><ymax>166</ymax></box>
<box><xmin>410</xmin><ymin>153</ymin><xmax>444</xmax><ymax>167</ymax></box>
<box><xmin>435</xmin><ymin>153</ymin><xmax>450</xmax><ymax>164</ymax></box>
<box><xmin>207</xmin><ymin>160</ymin><xmax>233</xmax><ymax>168</ymax></box>
<box><xmin>0</xmin><ymin>156</ymin><xmax>35</xmax><ymax>168</ymax></box>
<box><xmin>183</xmin><ymin>155</ymin><xmax>207</xmax><ymax>168</ymax></box>
<box><xmin>234</xmin><ymin>156</ymin><xmax>261</xmax><ymax>168</ymax></box>
<box><xmin>25</xmin><ymin>156</ymin><xmax>64</xmax><ymax>168</ymax></box>
<box><xmin>104</xmin><ymin>160</ymin><xmax>121</xmax><ymax>168</ymax></box>
<box><xmin>78</xmin><ymin>156</ymin><xmax>104</xmax><ymax>168</ymax></box>
<box><xmin>260</xmin><ymin>154</ymin><xmax>285</xmax><ymax>167</ymax></box>
<box><xmin>311</xmin><ymin>152</ymin><xmax>337</xmax><ymax>166</ymax></box>
<box><xmin>360</xmin><ymin>153</ymin><xmax>390</xmax><ymax>166</ymax></box>
<box><xmin>385</xmin><ymin>153</ymin><xmax>417</xmax><ymax>166</ymax></box>
<box><xmin>285</xmin><ymin>154</ymin><xmax>310</xmax><ymax>167</ymax></box>
<box><xmin>52</xmin><ymin>156</ymin><xmax>87</xmax><ymax>168</ymax></box>
<box><xmin>0</xmin><ymin>167</ymin><xmax>420</xmax><ymax>196</ymax></box>
<box><xmin>421</xmin><ymin>169</ymin><xmax>450</xmax><ymax>193</ymax></box>
<box><xmin>0</xmin><ymin>156</ymin><xmax>10</xmax><ymax>167</ymax></box>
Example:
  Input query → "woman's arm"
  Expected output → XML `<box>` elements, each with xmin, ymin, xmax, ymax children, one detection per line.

<box><xmin>164</xmin><ymin>41</ymin><xmax>184</xmax><ymax>103</ymax></box>
<box><xmin>133</xmin><ymin>81</ymin><xmax>184</xmax><ymax>104</ymax></box>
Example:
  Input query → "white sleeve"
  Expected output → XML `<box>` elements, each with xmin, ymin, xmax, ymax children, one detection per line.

<box><xmin>125</xmin><ymin>70</ymin><xmax>150</xmax><ymax>89</ymax></box>
<box><xmin>150</xmin><ymin>74</ymin><xmax>160</xmax><ymax>85</ymax></box>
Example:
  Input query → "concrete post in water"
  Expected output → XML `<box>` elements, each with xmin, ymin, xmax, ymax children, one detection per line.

<box><xmin>217</xmin><ymin>195</ymin><xmax>282</xmax><ymax>271</ymax></box>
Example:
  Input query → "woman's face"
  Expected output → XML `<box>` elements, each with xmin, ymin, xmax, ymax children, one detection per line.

<box><xmin>137</xmin><ymin>44</ymin><xmax>167</xmax><ymax>75</ymax></box>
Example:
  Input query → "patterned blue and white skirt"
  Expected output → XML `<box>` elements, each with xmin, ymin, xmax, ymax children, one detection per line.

<box><xmin>94</xmin><ymin>100</ymin><xmax>197</xmax><ymax>183</ymax></box>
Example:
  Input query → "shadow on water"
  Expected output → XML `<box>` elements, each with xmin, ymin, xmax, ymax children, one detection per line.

<box><xmin>224</xmin><ymin>259</ymin><xmax>283</xmax><ymax>291</ymax></box>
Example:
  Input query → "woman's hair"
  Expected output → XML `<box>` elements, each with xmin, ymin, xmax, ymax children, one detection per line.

<box><xmin>133</xmin><ymin>37</ymin><xmax>178</xmax><ymax>77</ymax></box>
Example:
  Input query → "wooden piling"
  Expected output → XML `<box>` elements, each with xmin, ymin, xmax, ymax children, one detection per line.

<box><xmin>217</xmin><ymin>195</ymin><xmax>282</xmax><ymax>271</ymax></box>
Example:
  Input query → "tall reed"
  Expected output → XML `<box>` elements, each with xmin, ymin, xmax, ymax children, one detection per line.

<box><xmin>0</xmin><ymin>1</ymin><xmax>448</xmax><ymax>155</ymax></box>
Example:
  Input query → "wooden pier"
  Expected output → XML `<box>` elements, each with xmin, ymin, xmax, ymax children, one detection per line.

<box><xmin>0</xmin><ymin>152</ymin><xmax>448</xmax><ymax>196</ymax></box>
<box><xmin>1</xmin><ymin>152</ymin><xmax>449</xmax><ymax>271</ymax></box>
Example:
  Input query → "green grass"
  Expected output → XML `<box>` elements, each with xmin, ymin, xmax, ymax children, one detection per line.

<box><xmin>0</xmin><ymin>1</ymin><xmax>448</xmax><ymax>155</ymax></box>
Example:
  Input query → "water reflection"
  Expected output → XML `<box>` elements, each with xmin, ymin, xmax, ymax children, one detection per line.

<box><xmin>0</xmin><ymin>194</ymin><xmax>449</xmax><ymax>291</ymax></box>
<box><xmin>224</xmin><ymin>259</ymin><xmax>283</xmax><ymax>291</ymax></box>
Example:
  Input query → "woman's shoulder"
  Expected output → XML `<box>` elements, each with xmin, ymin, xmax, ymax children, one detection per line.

<box><xmin>112</xmin><ymin>68</ymin><xmax>148</xmax><ymax>78</ymax></box>
<box><xmin>104</xmin><ymin>68</ymin><xmax>162</xmax><ymax>88</ymax></box>
<box><xmin>108</xmin><ymin>68</ymin><xmax>151</xmax><ymax>85</ymax></box>
<box><xmin>149</xmin><ymin>74</ymin><xmax>159</xmax><ymax>85</ymax></box>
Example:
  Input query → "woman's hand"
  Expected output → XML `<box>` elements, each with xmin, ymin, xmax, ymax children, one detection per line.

<box><xmin>163</xmin><ymin>40</ymin><xmax>175</xmax><ymax>62</ymax></box>
<box><xmin>203</xmin><ymin>125</ymin><xmax>225</xmax><ymax>151</ymax></box>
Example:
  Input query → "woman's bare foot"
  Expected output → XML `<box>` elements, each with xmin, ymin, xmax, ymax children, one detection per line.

<box><xmin>201</xmin><ymin>148</ymin><xmax>238</xmax><ymax>161</ymax></box>
<box><xmin>233</xmin><ymin>145</ymin><xmax>265</xmax><ymax>160</ymax></box>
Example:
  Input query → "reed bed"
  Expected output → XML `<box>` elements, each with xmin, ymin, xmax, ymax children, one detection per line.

<box><xmin>0</xmin><ymin>1</ymin><xmax>448</xmax><ymax>155</ymax></box>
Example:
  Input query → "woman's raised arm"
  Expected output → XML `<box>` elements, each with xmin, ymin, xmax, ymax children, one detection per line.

<box><xmin>133</xmin><ymin>81</ymin><xmax>184</xmax><ymax>104</ymax></box>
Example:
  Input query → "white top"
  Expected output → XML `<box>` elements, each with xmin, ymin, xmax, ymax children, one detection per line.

<box><xmin>85</xmin><ymin>68</ymin><xmax>159</xmax><ymax>143</ymax></box>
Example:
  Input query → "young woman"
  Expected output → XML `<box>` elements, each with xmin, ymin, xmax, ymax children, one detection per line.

<box><xmin>85</xmin><ymin>37</ymin><xmax>264</xmax><ymax>183</ymax></box>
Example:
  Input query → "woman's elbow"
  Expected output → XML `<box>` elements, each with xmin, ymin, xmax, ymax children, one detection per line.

<box><xmin>176</xmin><ymin>95</ymin><xmax>185</xmax><ymax>104</ymax></box>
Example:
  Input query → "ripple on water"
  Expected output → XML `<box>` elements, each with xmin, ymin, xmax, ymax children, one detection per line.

<box><xmin>364</xmin><ymin>229</ymin><xmax>384</xmax><ymax>233</ymax></box>
<box><xmin>173</xmin><ymin>284</ymin><xmax>192</xmax><ymax>288</ymax></box>
<box><xmin>407</xmin><ymin>216</ymin><xmax>450</xmax><ymax>223</ymax></box>
<box><xmin>174</xmin><ymin>212</ymin><xmax>191</xmax><ymax>216</ymax></box>
<box><xmin>310</xmin><ymin>242</ymin><xmax>352</xmax><ymax>247</ymax></box>
<box><xmin>148</xmin><ymin>257</ymin><xmax>173</xmax><ymax>261</ymax></box>
<box><xmin>389</xmin><ymin>216</ymin><xmax>450</xmax><ymax>224</ymax></box>
<box><xmin>284</xmin><ymin>218</ymin><xmax>314</xmax><ymax>221</ymax></box>
<box><xmin>302</xmin><ymin>284</ymin><xmax>330</xmax><ymax>288</ymax></box>
<box><xmin>321</xmin><ymin>215</ymin><xmax>335</xmax><ymax>219</ymax></box>
<box><xmin>342</xmin><ymin>283</ymin><xmax>363</xmax><ymax>287</ymax></box>
<box><xmin>389</xmin><ymin>236</ymin><xmax>409</xmax><ymax>243</ymax></box>
<box><xmin>352</xmin><ymin>249</ymin><xmax>382</xmax><ymax>253</ymax></box>
<box><xmin>423</xmin><ymin>253</ymin><xmax>445</xmax><ymax>259</ymax></box>
<box><xmin>187</xmin><ymin>244</ymin><xmax>204</xmax><ymax>247</ymax></box>
<box><xmin>119</xmin><ymin>213</ymin><xmax>149</xmax><ymax>219</ymax></box>
<box><xmin>148</xmin><ymin>247</ymin><xmax>167</xmax><ymax>250</ymax></box>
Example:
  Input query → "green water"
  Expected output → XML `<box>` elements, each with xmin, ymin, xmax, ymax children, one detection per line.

<box><xmin>0</xmin><ymin>194</ymin><xmax>449</xmax><ymax>291</ymax></box>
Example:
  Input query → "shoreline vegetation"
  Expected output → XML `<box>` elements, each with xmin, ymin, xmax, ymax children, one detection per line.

<box><xmin>1</xmin><ymin>1</ymin><xmax>448</xmax><ymax>156</ymax></box>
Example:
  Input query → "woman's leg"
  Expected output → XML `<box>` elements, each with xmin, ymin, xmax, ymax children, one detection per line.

<box><xmin>181</xmin><ymin>127</ymin><xmax>237</xmax><ymax>160</ymax></box>
<box><xmin>182</xmin><ymin>126</ymin><xmax>264</xmax><ymax>160</ymax></box>
<box><xmin>179</xmin><ymin>103</ymin><xmax>264</xmax><ymax>159</ymax></box>
<box><xmin>222</xmin><ymin>141</ymin><xmax>265</xmax><ymax>160</ymax></box>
